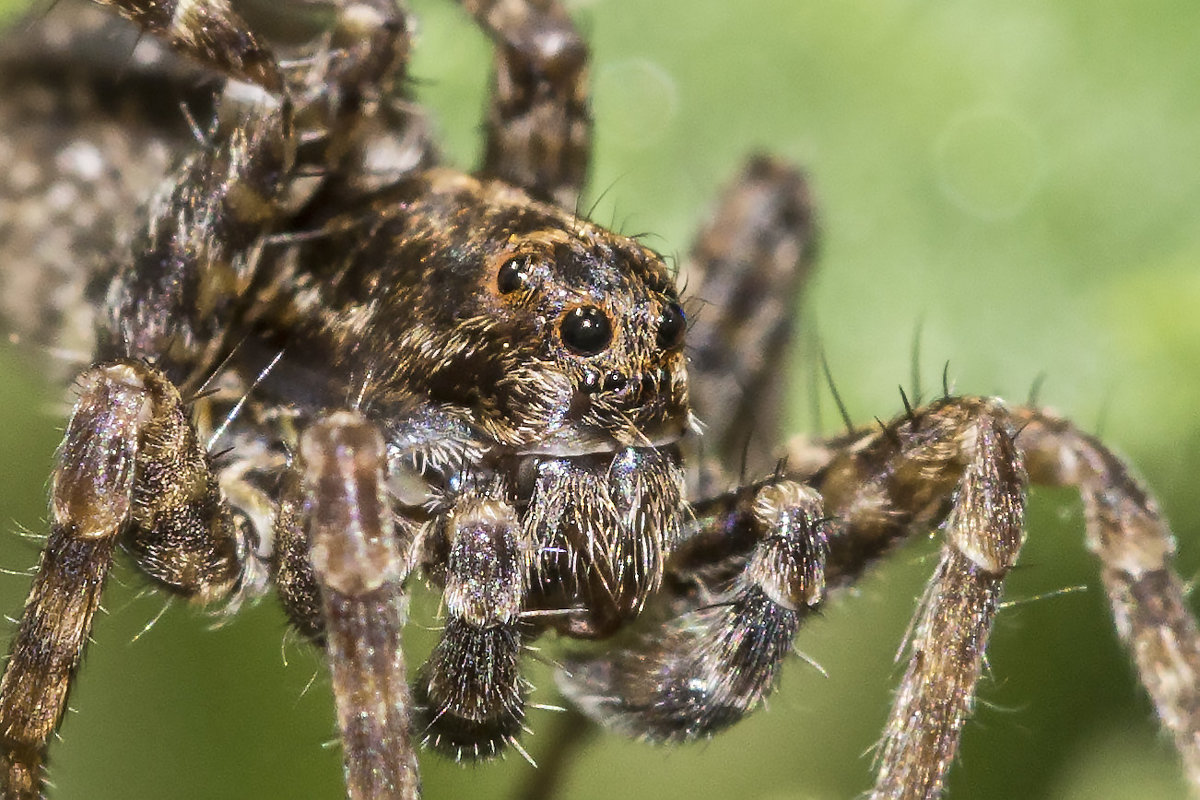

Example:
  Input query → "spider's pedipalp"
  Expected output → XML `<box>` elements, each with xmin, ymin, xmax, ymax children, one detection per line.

<box><xmin>413</xmin><ymin>487</ymin><xmax>529</xmax><ymax>760</ymax></box>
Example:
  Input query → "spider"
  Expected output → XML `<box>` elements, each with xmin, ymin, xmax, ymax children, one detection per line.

<box><xmin>0</xmin><ymin>1</ymin><xmax>1195</xmax><ymax>800</ymax></box>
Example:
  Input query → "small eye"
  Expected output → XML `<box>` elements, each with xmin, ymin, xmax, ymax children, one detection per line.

<box><xmin>560</xmin><ymin>306</ymin><xmax>612</xmax><ymax>356</ymax></box>
<box><xmin>656</xmin><ymin>302</ymin><xmax>686</xmax><ymax>351</ymax></box>
<box><xmin>602</xmin><ymin>371</ymin><xmax>627</xmax><ymax>392</ymax></box>
<box><xmin>497</xmin><ymin>257</ymin><xmax>530</xmax><ymax>294</ymax></box>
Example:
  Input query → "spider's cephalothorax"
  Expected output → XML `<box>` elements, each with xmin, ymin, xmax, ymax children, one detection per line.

<box><xmin>1</xmin><ymin>2</ymin><xmax>1199</xmax><ymax>799</ymax></box>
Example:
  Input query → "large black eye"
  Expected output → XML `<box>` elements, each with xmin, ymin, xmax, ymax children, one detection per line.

<box><xmin>656</xmin><ymin>302</ymin><xmax>686</xmax><ymax>351</ymax></box>
<box><xmin>561</xmin><ymin>306</ymin><xmax>612</xmax><ymax>355</ymax></box>
<box><xmin>497</xmin><ymin>257</ymin><xmax>530</xmax><ymax>294</ymax></box>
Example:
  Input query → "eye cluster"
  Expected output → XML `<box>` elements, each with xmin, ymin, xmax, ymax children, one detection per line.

<box><xmin>496</xmin><ymin>256</ymin><xmax>686</xmax><ymax>358</ymax></box>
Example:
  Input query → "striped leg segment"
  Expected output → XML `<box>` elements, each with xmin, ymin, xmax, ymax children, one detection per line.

<box><xmin>292</xmin><ymin>412</ymin><xmax>419</xmax><ymax>800</ymax></box>
<box><xmin>0</xmin><ymin>362</ymin><xmax>250</xmax><ymax>799</ymax></box>
<box><xmin>461</xmin><ymin>0</ymin><xmax>591</xmax><ymax>208</ymax></box>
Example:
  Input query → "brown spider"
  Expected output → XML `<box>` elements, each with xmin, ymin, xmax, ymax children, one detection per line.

<box><xmin>2</xmin><ymin>1</ymin><xmax>1200</xmax><ymax>800</ymax></box>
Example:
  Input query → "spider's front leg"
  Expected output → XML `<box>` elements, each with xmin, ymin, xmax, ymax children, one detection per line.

<box><xmin>812</xmin><ymin>399</ymin><xmax>1027</xmax><ymax>799</ymax></box>
<box><xmin>0</xmin><ymin>362</ymin><xmax>255</xmax><ymax>799</ymax></box>
<box><xmin>276</xmin><ymin>412</ymin><xmax>420</xmax><ymax>800</ymax></box>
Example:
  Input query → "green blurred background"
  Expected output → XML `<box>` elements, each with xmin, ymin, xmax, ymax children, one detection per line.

<box><xmin>2</xmin><ymin>0</ymin><xmax>1199</xmax><ymax>798</ymax></box>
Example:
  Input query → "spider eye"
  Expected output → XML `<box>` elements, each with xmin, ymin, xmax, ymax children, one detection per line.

<box><xmin>560</xmin><ymin>306</ymin><xmax>612</xmax><ymax>356</ymax></box>
<box><xmin>656</xmin><ymin>302</ymin><xmax>685</xmax><ymax>351</ymax></box>
<box><xmin>497</xmin><ymin>257</ymin><xmax>530</xmax><ymax>294</ymax></box>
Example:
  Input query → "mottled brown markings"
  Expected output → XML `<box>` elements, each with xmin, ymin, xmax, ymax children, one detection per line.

<box><xmin>299</xmin><ymin>413</ymin><xmax>418</xmax><ymax>800</ymax></box>
<box><xmin>2</xmin><ymin>1</ymin><xmax>1199</xmax><ymax>799</ymax></box>
<box><xmin>0</xmin><ymin>361</ymin><xmax>246</xmax><ymax>796</ymax></box>
<box><xmin>872</xmin><ymin>550</ymin><xmax>1005</xmax><ymax>800</ymax></box>
<box><xmin>766</xmin><ymin>397</ymin><xmax>1200</xmax><ymax>797</ymax></box>
<box><xmin>462</xmin><ymin>0</ymin><xmax>591</xmax><ymax>208</ymax></box>
<box><xmin>261</xmin><ymin>167</ymin><xmax>690</xmax><ymax>453</ymax></box>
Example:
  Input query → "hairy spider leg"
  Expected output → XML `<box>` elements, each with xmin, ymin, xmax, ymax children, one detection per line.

<box><xmin>0</xmin><ymin>363</ymin><xmax>254</xmax><ymax>799</ymax></box>
<box><xmin>282</xmin><ymin>412</ymin><xmax>420</xmax><ymax>800</ymax></box>
<box><xmin>812</xmin><ymin>399</ymin><xmax>1027</xmax><ymax>800</ymax></box>
<box><xmin>683</xmin><ymin>156</ymin><xmax>819</xmax><ymax>485</ymax></box>
<box><xmin>558</xmin><ymin>475</ymin><xmax>829</xmax><ymax>740</ymax></box>
<box><xmin>796</xmin><ymin>396</ymin><xmax>1200</xmax><ymax>800</ymax></box>
<box><xmin>0</xmin><ymin>2</ymin><xmax>415</xmax><ymax>797</ymax></box>
<box><xmin>461</xmin><ymin>0</ymin><xmax>592</xmax><ymax>208</ymax></box>
<box><xmin>1014</xmin><ymin>409</ymin><xmax>1200</xmax><ymax>791</ymax></box>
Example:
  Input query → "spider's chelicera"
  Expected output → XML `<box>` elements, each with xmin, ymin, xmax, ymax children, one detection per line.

<box><xmin>1</xmin><ymin>2</ymin><xmax>1199</xmax><ymax>799</ymax></box>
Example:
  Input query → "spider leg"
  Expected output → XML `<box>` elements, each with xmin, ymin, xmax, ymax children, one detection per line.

<box><xmin>460</xmin><ymin>0</ymin><xmax>591</xmax><ymax>208</ymax></box>
<box><xmin>91</xmin><ymin>0</ymin><xmax>283</xmax><ymax>88</ymax></box>
<box><xmin>96</xmin><ymin>92</ymin><xmax>294</xmax><ymax>386</ymax></box>
<box><xmin>89</xmin><ymin>0</ymin><xmax>412</xmax><ymax>389</ymax></box>
<box><xmin>1013</xmin><ymin>408</ymin><xmax>1200</xmax><ymax>792</ymax></box>
<box><xmin>412</xmin><ymin>485</ymin><xmax>528</xmax><ymax>760</ymax></box>
<box><xmin>814</xmin><ymin>398</ymin><xmax>1026</xmax><ymax>800</ymax></box>
<box><xmin>557</xmin><ymin>476</ymin><xmax>828</xmax><ymax>741</ymax></box>
<box><xmin>0</xmin><ymin>361</ymin><xmax>253</xmax><ymax>799</ymax></box>
<box><xmin>281</xmin><ymin>411</ymin><xmax>420</xmax><ymax>800</ymax></box>
<box><xmin>792</xmin><ymin>396</ymin><xmax>1200</xmax><ymax>799</ymax></box>
<box><xmin>682</xmin><ymin>157</ymin><xmax>818</xmax><ymax>486</ymax></box>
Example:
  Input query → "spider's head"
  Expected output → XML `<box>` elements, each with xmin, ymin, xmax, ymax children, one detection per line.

<box><xmin>371</xmin><ymin>172</ymin><xmax>691</xmax><ymax>455</ymax></box>
<box><xmin>480</xmin><ymin>222</ymin><xmax>691</xmax><ymax>456</ymax></box>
